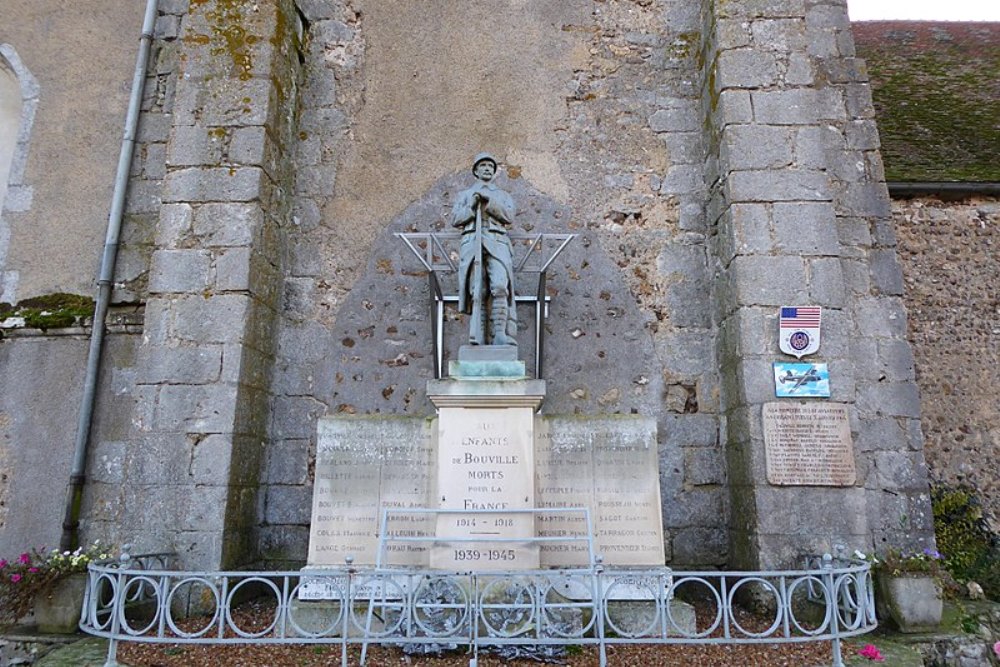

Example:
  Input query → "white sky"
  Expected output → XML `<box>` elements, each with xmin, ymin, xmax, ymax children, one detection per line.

<box><xmin>848</xmin><ymin>0</ymin><xmax>1000</xmax><ymax>21</ymax></box>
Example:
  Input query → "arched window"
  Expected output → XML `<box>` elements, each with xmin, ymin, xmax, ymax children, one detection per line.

<box><xmin>0</xmin><ymin>44</ymin><xmax>37</xmax><ymax>304</ymax></box>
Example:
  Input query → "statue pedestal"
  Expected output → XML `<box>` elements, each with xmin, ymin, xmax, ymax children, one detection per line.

<box><xmin>427</xmin><ymin>346</ymin><xmax>544</xmax><ymax>570</ymax></box>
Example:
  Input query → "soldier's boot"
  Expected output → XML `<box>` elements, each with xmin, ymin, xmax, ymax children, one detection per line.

<box><xmin>490</xmin><ymin>290</ymin><xmax>515</xmax><ymax>346</ymax></box>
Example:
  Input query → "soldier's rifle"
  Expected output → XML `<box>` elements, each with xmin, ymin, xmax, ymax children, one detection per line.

<box><xmin>473</xmin><ymin>195</ymin><xmax>485</xmax><ymax>343</ymax></box>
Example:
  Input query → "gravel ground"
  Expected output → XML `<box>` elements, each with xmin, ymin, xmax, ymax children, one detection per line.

<box><xmin>118</xmin><ymin>599</ymin><xmax>837</xmax><ymax>666</ymax></box>
<box><xmin>120</xmin><ymin>642</ymin><xmax>834</xmax><ymax>666</ymax></box>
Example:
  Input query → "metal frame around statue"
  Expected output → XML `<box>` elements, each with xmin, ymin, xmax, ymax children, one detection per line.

<box><xmin>396</xmin><ymin>231</ymin><xmax>575</xmax><ymax>379</ymax></box>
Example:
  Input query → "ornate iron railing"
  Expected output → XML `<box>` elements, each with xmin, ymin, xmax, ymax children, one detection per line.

<box><xmin>81</xmin><ymin>552</ymin><xmax>875</xmax><ymax>667</ymax></box>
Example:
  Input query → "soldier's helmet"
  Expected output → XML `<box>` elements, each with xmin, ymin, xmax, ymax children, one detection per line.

<box><xmin>472</xmin><ymin>152</ymin><xmax>498</xmax><ymax>174</ymax></box>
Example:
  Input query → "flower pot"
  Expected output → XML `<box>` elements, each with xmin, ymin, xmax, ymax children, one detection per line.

<box><xmin>33</xmin><ymin>572</ymin><xmax>87</xmax><ymax>633</ymax></box>
<box><xmin>876</xmin><ymin>573</ymin><xmax>943</xmax><ymax>633</ymax></box>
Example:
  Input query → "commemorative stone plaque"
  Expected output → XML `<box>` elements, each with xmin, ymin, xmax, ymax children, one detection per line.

<box><xmin>536</xmin><ymin>416</ymin><xmax>664</xmax><ymax>567</ymax></box>
<box><xmin>762</xmin><ymin>402</ymin><xmax>856</xmax><ymax>486</ymax></box>
<box><xmin>305</xmin><ymin>413</ymin><xmax>666</xmax><ymax>573</ymax></box>
<box><xmin>306</xmin><ymin>416</ymin><xmax>436</xmax><ymax>567</ymax></box>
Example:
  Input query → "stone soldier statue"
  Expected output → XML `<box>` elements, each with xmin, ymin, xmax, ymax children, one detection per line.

<box><xmin>452</xmin><ymin>153</ymin><xmax>517</xmax><ymax>346</ymax></box>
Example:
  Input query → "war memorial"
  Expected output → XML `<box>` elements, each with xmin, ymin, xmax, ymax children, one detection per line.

<box><xmin>4</xmin><ymin>0</ymin><xmax>989</xmax><ymax>664</ymax></box>
<box><xmin>77</xmin><ymin>148</ymin><xmax>880</xmax><ymax>665</ymax></box>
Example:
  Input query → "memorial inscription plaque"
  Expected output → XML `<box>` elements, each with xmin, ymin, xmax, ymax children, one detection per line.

<box><xmin>307</xmin><ymin>417</ymin><xmax>436</xmax><ymax>567</ymax></box>
<box><xmin>431</xmin><ymin>406</ymin><xmax>538</xmax><ymax>569</ymax></box>
<box><xmin>306</xmin><ymin>416</ymin><xmax>666</xmax><ymax>570</ymax></box>
<box><xmin>425</xmin><ymin>372</ymin><xmax>545</xmax><ymax>570</ymax></box>
<box><xmin>762</xmin><ymin>402</ymin><xmax>856</xmax><ymax>486</ymax></box>
<box><xmin>535</xmin><ymin>416</ymin><xmax>665</xmax><ymax>567</ymax></box>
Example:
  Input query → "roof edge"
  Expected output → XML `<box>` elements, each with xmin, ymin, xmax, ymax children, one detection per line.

<box><xmin>887</xmin><ymin>182</ymin><xmax>1000</xmax><ymax>198</ymax></box>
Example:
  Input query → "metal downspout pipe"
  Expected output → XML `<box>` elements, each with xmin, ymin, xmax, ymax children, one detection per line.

<box><xmin>60</xmin><ymin>0</ymin><xmax>160</xmax><ymax>552</ymax></box>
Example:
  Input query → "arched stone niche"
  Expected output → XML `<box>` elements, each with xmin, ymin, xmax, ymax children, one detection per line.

<box><xmin>0</xmin><ymin>44</ymin><xmax>38</xmax><ymax>304</ymax></box>
<box><xmin>312</xmin><ymin>171</ymin><xmax>666</xmax><ymax>418</ymax></box>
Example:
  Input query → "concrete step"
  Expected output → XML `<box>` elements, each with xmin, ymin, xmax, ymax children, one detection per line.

<box><xmin>33</xmin><ymin>637</ymin><xmax>115</xmax><ymax>667</ymax></box>
<box><xmin>0</xmin><ymin>632</ymin><xmax>124</xmax><ymax>667</ymax></box>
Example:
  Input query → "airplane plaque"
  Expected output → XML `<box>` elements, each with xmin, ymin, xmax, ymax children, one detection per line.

<box><xmin>773</xmin><ymin>362</ymin><xmax>830</xmax><ymax>398</ymax></box>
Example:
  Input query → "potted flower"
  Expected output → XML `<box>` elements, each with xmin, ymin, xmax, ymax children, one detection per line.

<box><xmin>874</xmin><ymin>547</ymin><xmax>949</xmax><ymax>633</ymax></box>
<box><xmin>0</xmin><ymin>542</ymin><xmax>111</xmax><ymax>633</ymax></box>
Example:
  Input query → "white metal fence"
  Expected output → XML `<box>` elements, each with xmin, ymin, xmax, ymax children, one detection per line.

<box><xmin>80</xmin><ymin>552</ymin><xmax>875</xmax><ymax>667</ymax></box>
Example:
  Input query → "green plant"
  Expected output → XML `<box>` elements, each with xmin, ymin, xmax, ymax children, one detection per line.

<box><xmin>932</xmin><ymin>485</ymin><xmax>1000</xmax><ymax>600</ymax></box>
<box><xmin>875</xmin><ymin>547</ymin><xmax>951</xmax><ymax>581</ymax></box>
<box><xmin>959</xmin><ymin>612</ymin><xmax>979</xmax><ymax>634</ymax></box>
<box><xmin>0</xmin><ymin>542</ymin><xmax>111</xmax><ymax>628</ymax></box>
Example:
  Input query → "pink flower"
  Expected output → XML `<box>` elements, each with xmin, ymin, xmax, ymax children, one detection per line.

<box><xmin>28</xmin><ymin>567</ymin><xmax>39</xmax><ymax>573</ymax></box>
<box><xmin>0</xmin><ymin>559</ymin><xmax>7</xmax><ymax>569</ymax></box>
<box><xmin>993</xmin><ymin>641</ymin><xmax>1000</xmax><ymax>658</ymax></box>
<box><xmin>859</xmin><ymin>644</ymin><xmax>885</xmax><ymax>662</ymax></box>
<box><xmin>10</xmin><ymin>574</ymin><xmax>21</xmax><ymax>583</ymax></box>
<box><xmin>18</xmin><ymin>553</ymin><xmax>30</xmax><ymax>565</ymax></box>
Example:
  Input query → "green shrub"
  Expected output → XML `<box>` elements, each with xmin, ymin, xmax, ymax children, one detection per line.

<box><xmin>932</xmin><ymin>485</ymin><xmax>1000</xmax><ymax>600</ymax></box>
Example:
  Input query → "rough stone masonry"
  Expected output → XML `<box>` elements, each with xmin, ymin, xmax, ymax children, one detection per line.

<box><xmin>0</xmin><ymin>0</ymin><xmax>935</xmax><ymax>572</ymax></box>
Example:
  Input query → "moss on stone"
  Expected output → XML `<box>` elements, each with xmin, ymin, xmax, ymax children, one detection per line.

<box><xmin>189</xmin><ymin>0</ymin><xmax>264</xmax><ymax>82</ymax></box>
<box><xmin>855</xmin><ymin>22</ymin><xmax>1000</xmax><ymax>182</ymax></box>
<box><xmin>669</xmin><ymin>31</ymin><xmax>701</xmax><ymax>60</ymax></box>
<box><xmin>1</xmin><ymin>293</ymin><xmax>95</xmax><ymax>331</ymax></box>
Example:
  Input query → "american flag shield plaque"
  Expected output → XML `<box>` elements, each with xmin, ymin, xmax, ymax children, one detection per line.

<box><xmin>778</xmin><ymin>306</ymin><xmax>821</xmax><ymax>359</ymax></box>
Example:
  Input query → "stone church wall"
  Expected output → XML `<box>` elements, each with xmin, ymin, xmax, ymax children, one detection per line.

<box><xmin>0</xmin><ymin>0</ymin><xmax>180</xmax><ymax>556</ymax></box>
<box><xmin>0</xmin><ymin>2</ymin><xmax>147</xmax><ymax>302</ymax></box>
<box><xmin>0</xmin><ymin>0</ymin><xmax>940</xmax><ymax>571</ymax></box>
<box><xmin>0</xmin><ymin>329</ymin><xmax>141</xmax><ymax>554</ymax></box>
<box><xmin>894</xmin><ymin>196</ymin><xmax>1000</xmax><ymax>533</ymax></box>
<box><xmin>266</xmin><ymin>0</ymin><xmax>728</xmax><ymax>566</ymax></box>
<box><xmin>700</xmin><ymin>0</ymin><xmax>933</xmax><ymax>568</ymax></box>
<box><xmin>264</xmin><ymin>0</ymin><xmax>936</xmax><ymax>569</ymax></box>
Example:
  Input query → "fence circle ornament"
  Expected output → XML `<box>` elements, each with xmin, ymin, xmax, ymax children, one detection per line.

<box><xmin>540</xmin><ymin>575</ymin><xmax>596</xmax><ymax>638</ymax></box>
<box><xmin>603</xmin><ymin>579</ymin><xmax>662</xmax><ymax>638</ymax></box>
<box><xmin>117</xmin><ymin>575</ymin><xmax>163</xmax><ymax>636</ymax></box>
<box><xmin>786</xmin><ymin>575</ymin><xmax>831</xmax><ymax>636</ymax></box>
<box><xmin>479</xmin><ymin>577</ymin><xmax>536</xmax><ymax>637</ymax></box>
<box><xmin>349</xmin><ymin>574</ymin><xmax>406</xmax><ymax>637</ymax></box>
<box><xmin>287</xmin><ymin>580</ymin><xmax>346</xmax><ymax>638</ymax></box>
<box><xmin>164</xmin><ymin>576</ymin><xmax>222</xmax><ymax>638</ymax></box>
<box><xmin>834</xmin><ymin>572</ymin><xmax>871</xmax><ymax>631</ymax></box>
<box><xmin>86</xmin><ymin>572</ymin><xmax>119</xmax><ymax>631</ymax></box>
<box><xmin>224</xmin><ymin>577</ymin><xmax>282</xmax><ymax>639</ymax></box>
<box><xmin>412</xmin><ymin>576</ymin><xmax>468</xmax><ymax>636</ymax></box>
<box><xmin>726</xmin><ymin>577</ymin><xmax>783</xmax><ymax>638</ymax></box>
<box><xmin>670</xmin><ymin>576</ymin><xmax>724</xmax><ymax>638</ymax></box>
